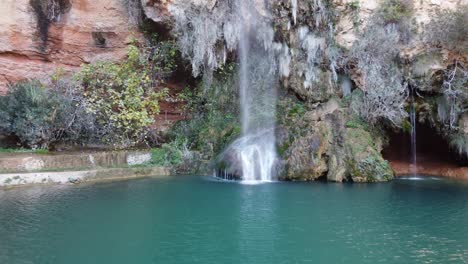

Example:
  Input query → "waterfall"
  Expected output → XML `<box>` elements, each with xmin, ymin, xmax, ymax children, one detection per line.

<box><xmin>221</xmin><ymin>0</ymin><xmax>278</xmax><ymax>183</ymax></box>
<box><xmin>410</xmin><ymin>88</ymin><xmax>417</xmax><ymax>175</ymax></box>
<box><xmin>170</xmin><ymin>0</ymin><xmax>281</xmax><ymax>182</ymax></box>
<box><xmin>291</xmin><ymin>0</ymin><xmax>297</xmax><ymax>25</ymax></box>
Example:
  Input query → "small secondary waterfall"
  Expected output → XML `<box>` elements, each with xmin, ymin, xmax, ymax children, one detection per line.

<box><xmin>410</xmin><ymin>88</ymin><xmax>417</xmax><ymax>175</ymax></box>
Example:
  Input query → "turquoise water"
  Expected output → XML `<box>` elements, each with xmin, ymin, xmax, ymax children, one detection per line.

<box><xmin>1</xmin><ymin>176</ymin><xmax>468</xmax><ymax>264</ymax></box>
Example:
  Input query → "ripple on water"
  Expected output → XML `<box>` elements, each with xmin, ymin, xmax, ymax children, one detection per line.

<box><xmin>0</xmin><ymin>176</ymin><xmax>467</xmax><ymax>264</ymax></box>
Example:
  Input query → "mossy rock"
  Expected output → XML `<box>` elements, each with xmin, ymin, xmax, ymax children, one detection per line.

<box><xmin>279</xmin><ymin>121</ymin><xmax>331</xmax><ymax>181</ymax></box>
<box><xmin>278</xmin><ymin>103</ymin><xmax>393</xmax><ymax>182</ymax></box>
<box><xmin>344</xmin><ymin>127</ymin><xmax>393</xmax><ymax>182</ymax></box>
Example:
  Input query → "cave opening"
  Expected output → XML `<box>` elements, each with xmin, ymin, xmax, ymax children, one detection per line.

<box><xmin>383</xmin><ymin>122</ymin><xmax>468</xmax><ymax>173</ymax></box>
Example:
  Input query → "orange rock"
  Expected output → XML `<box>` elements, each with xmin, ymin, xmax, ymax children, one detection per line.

<box><xmin>0</xmin><ymin>0</ymin><xmax>142</xmax><ymax>93</ymax></box>
<box><xmin>390</xmin><ymin>160</ymin><xmax>468</xmax><ymax>181</ymax></box>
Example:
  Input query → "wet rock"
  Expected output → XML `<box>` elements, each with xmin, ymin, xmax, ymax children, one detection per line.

<box><xmin>278</xmin><ymin>105</ymin><xmax>393</xmax><ymax>182</ymax></box>
<box><xmin>67</xmin><ymin>177</ymin><xmax>82</xmax><ymax>184</ymax></box>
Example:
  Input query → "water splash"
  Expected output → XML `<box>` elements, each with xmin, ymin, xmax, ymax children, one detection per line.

<box><xmin>222</xmin><ymin>130</ymin><xmax>277</xmax><ymax>183</ymax></box>
<box><xmin>217</xmin><ymin>0</ymin><xmax>278</xmax><ymax>182</ymax></box>
<box><xmin>170</xmin><ymin>0</ymin><xmax>283</xmax><ymax>182</ymax></box>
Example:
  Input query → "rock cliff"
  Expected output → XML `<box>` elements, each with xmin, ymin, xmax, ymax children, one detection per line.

<box><xmin>0</xmin><ymin>0</ymin><xmax>466</xmax><ymax>181</ymax></box>
<box><xmin>0</xmin><ymin>0</ymin><xmax>138</xmax><ymax>93</ymax></box>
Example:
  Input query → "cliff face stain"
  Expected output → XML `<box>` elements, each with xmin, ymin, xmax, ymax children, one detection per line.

<box><xmin>29</xmin><ymin>0</ymin><xmax>71</xmax><ymax>52</ymax></box>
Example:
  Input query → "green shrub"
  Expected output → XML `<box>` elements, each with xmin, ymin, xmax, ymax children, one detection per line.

<box><xmin>0</xmin><ymin>148</ymin><xmax>49</xmax><ymax>154</ymax></box>
<box><xmin>288</xmin><ymin>102</ymin><xmax>306</xmax><ymax>118</ymax></box>
<box><xmin>0</xmin><ymin>40</ymin><xmax>177</xmax><ymax>150</ymax></box>
<box><xmin>0</xmin><ymin>80</ymin><xmax>92</xmax><ymax>149</ymax></box>
<box><xmin>168</xmin><ymin>63</ymin><xmax>240</xmax><ymax>160</ymax></box>
<box><xmin>345</xmin><ymin>117</ymin><xmax>368</xmax><ymax>130</ymax></box>
<box><xmin>76</xmin><ymin>43</ymin><xmax>176</xmax><ymax>147</ymax></box>
<box><xmin>401</xmin><ymin>119</ymin><xmax>412</xmax><ymax>134</ymax></box>
<box><xmin>150</xmin><ymin>143</ymin><xmax>184</xmax><ymax>166</ymax></box>
<box><xmin>346</xmin><ymin>1</ymin><xmax>360</xmax><ymax>10</ymax></box>
<box><xmin>378</xmin><ymin>0</ymin><xmax>413</xmax><ymax>24</ymax></box>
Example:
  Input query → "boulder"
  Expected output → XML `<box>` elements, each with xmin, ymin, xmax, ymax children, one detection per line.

<box><xmin>278</xmin><ymin>104</ymin><xmax>393</xmax><ymax>182</ymax></box>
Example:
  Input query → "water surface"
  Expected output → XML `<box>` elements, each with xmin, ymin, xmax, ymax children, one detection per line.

<box><xmin>1</xmin><ymin>176</ymin><xmax>467</xmax><ymax>263</ymax></box>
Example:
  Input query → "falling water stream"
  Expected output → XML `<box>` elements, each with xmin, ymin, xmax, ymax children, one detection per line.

<box><xmin>172</xmin><ymin>0</ymin><xmax>334</xmax><ymax>182</ymax></box>
<box><xmin>217</xmin><ymin>0</ymin><xmax>278</xmax><ymax>183</ymax></box>
<box><xmin>410</xmin><ymin>88</ymin><xmax>417</xmax><ymax>175</ymax></box>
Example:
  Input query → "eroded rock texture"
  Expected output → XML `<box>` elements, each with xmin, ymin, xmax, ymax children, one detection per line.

<box><xmin>0</xmin><ymin>0</ymin><xmax>138</xmax><ymax>92</ymax></box>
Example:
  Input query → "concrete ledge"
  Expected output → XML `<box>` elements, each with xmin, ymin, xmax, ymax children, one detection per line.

<box><xmin>0</xmin><ymin>166</ymin><xmax>170</xmax><ymax>188</ymax></box>
<box><xmin>0</xmin><ymin>150</ymin><xmax>152</xmax><ymax>172</ymax></box>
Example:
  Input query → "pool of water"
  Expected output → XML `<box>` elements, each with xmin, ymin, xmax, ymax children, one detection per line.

<box><xmin>1</xmin><ymin>176</ymin><xmax>467</xmax><ymax>263</ymax></box>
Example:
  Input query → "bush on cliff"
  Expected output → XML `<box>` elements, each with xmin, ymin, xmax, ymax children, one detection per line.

<box><xmin>0</xmin><ymin>80</ymin><xmax>93</xmax><ymax>149</ymax></box>
<box><xmin>378</xmin><ymin>0</ymin><xmax>413</xmax><ymax>25</ymax></box>
<box><xmin>424</xmin><ymin>5</ymin><xmax>468</xmax><ymax>131</ymax></box>
<box><xmin>348</xmin><ymin>2</ymin><xmax>409</xmax><ymax>127</ymax></box>
<box><xmin>425</xmin><ymin>4</ymin><xmax>467</xmax><ymax>54</ymax></box>
<box><xmin>0</xmin><ymin>41</ymin><xmax>177</xmax><ymax>149</ymax></box>
<box><xmin>76</xmin><ymin>43</ymin><xmax>176</xmax><ymax>147</ymax></box>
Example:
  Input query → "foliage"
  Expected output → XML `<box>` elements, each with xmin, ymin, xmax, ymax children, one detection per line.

<box><xmin>378</xmin><ymin>0</ymin><xmax>413</xmax><ymax>24</ymax></box>
<box><xmin>76</xmin><ymin>43</ymin><xmax>176</xmax><ymax>147</ymax></box>
<box><xmin>344</xmin><ymin>124</ymin><xmax>393</xmax><ymax>182</ymax></box>
<box><xmin>150</xmin><ymin>141</ymin><xmax>185</xmax><ymax>167</ymax></box>
<box><xmin>348</xmin><ymin>16</ymin><xmax>408</xmax><ymax>127</ymax></box>
<box><xmin>345</xmin><ymin>115</ymin><xmax>369</xmax><ymax>131</ymax></box>
<box><xmin>423</xmin><ymin>5</ymin><xmax>467</xmax><ymax>132</ymax></box>
<box><xmin>425</xmin><ymin>4</ymin><xmax>468</xmax><ymax>53</ymax></box>
<box><xmin>437</xmin><ymin>62</ymin><xmax>468</xmax><ymax>129</ymax></box>
<box><xmin>401</xmin><ymin>119</ymin><xmax>412</xmax><ymax>134</ymax></box>
<box><xmin>171</xmin><ymin>0</ymin><xmax>274</xmax><ymax>77</ymax></box>
<box><xmin>288</xmin><ymin>102</ymin><xmax>306</xmax><ymax>118</ymax></box>
<box><xmin>352</xmin><ymin>155</ymin><xmax>393</xmax><ymax>182</ymax></box>
<box><xmin>449</xmin><ymin>133</ymin><xmax>468</xmax><ymax>157</ymax></box>
<box><xmin>0</xmin><ymin>148</ymin><xmax>49</xmax><ymax>154</ymax></box>
<box><xmin>346</xmin><ymin>1</ymin><xmax>360</xmax><ymax>11</ymax></box>
<box><xmin>345</xmin><ymin>1</ymin><xmax>361</xmax><ymax>27</ymax></box>
<box><xmin>168</xmin><ymin>64</ymin><xmax>240</xmax><ymax>160</ymax></box>
<box><xmin>0</xmin><ymin>40</ymin><xmax>177</xmax><ymax>150</ymax></box>
<box><xmin>277</xmin><ymin>96</ymin><xmax>309</xmax><ymax>128</ymax></box>
<box><xmin>0</xmin><ymin>80</ymin><xmax>92</xmax><ymax>149</ymax></box>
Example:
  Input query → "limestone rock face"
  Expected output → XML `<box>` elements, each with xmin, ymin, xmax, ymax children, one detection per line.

<box><xmin>0</xmin><ymin>0</ymin><xmax>138</xmax><ymax>93</ymax></box>
<box><xmin>141</xmin><ymin>0</ymin><xmax>173</xmax><ymax>22</ymax></box>
<box><xmin>278</xmin><ymin>101</ymin><xmax>393</xmax><ymax>182</ymax></box>
<box><xmin>333</xmin><ymin>0</ymin><xmax>462</xmax><ymax>49</ymax></box>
